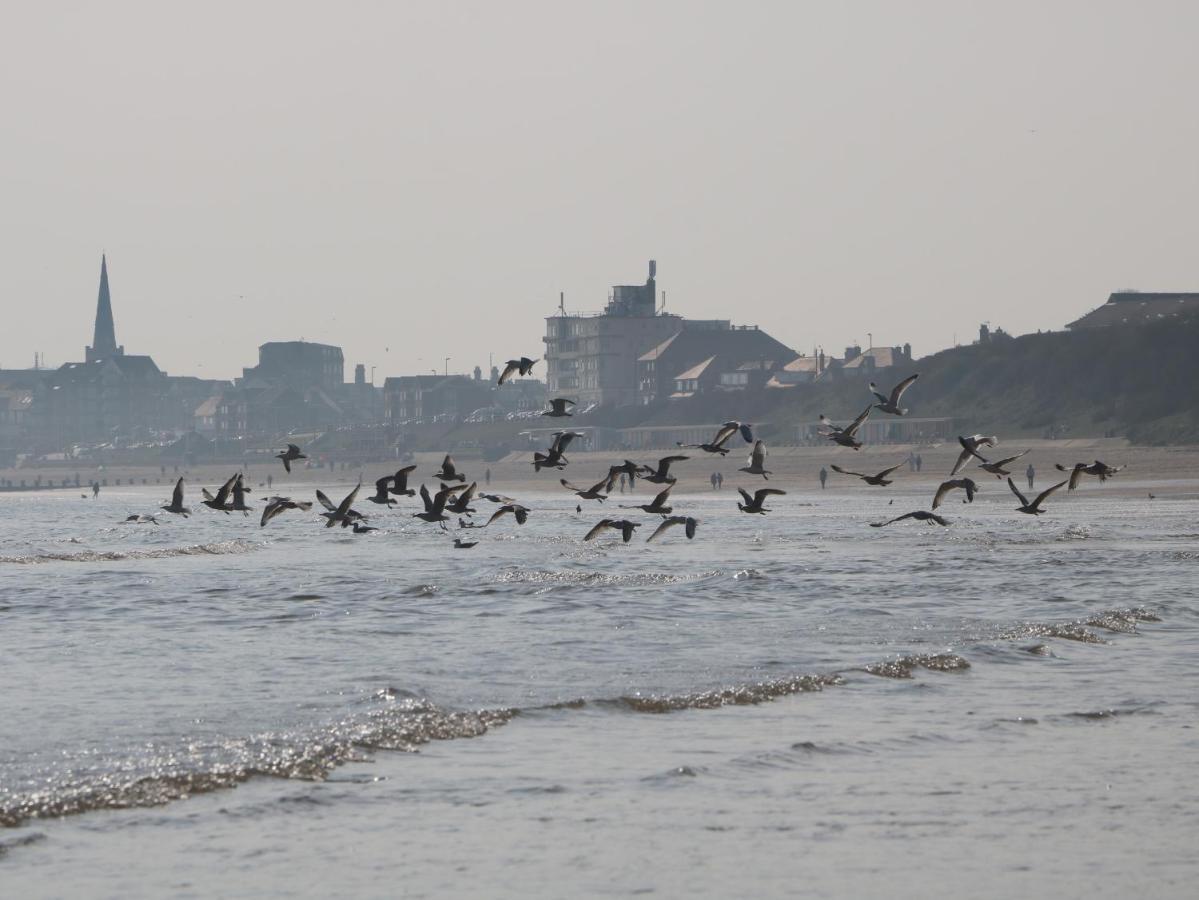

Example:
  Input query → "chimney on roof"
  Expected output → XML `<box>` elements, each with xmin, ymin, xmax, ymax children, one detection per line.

<box><xmin>354</xmin><ymin>363</ymin><xmax>366</xmax><ymax>385</ymax></box>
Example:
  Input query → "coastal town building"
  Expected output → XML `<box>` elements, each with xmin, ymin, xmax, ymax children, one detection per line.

<box><xmin>27</xmin><ymin>257</ymin><xmax>225</xmax><ymax>450</ymax></box>
<box><xmin>637</xmin><ymin>324</ymin><xmax>796</xmax><ymax>403</ymax></box>
<box><xmin>545</xmin><ymin>261</ymin><xmax>797</xmax><ymax>408</ymax></box>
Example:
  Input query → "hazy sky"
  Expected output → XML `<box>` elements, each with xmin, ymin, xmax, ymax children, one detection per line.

<box><xmin>3</xmin><ymin>1</ymin><xmax>1197</xmax><ymax>381</ymax></box>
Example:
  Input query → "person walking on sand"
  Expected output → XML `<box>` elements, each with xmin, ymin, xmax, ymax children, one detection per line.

<box><xmin>485</xmin><ymin>468</ymin><xmax>492</xmax><ymax>486</ymax></box>
<box><xmin>908</xmin><ymin>452</ymin><xmax>916</xmax><ymax>472</ymax></box>
<box><xmin>710</xmin><ymin>472</ymin><xmax>718</xmax><ymax>491</ymax></box>
<box><xmin>1026</xmin><ymin>463</ymin><xmax>1035</xmax><ymax>491</ymax></box>
<box><xmin>915</xmin><ymin>454</ymin><xmax>923</xmax><ymax>472</ymax></box>
<box><xmin>819</xmin><ymin>467</ymin><xmax>828</xmax><ymax>490</ymax></box>
<box><xmin>716</xmin><ymin>471</ymin><xmax>724</xmax><ymax>490</ymax></box>
<box><xmin>92</xmin><ymin>481</ymin><xmax>100</xmax><ymax>499</ymax></box>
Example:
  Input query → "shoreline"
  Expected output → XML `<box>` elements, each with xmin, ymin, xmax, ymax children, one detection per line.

<box><xmin>3</xmin><ymin>437</ymin><xmax>1196</xmax><ymax>500</ymax></box>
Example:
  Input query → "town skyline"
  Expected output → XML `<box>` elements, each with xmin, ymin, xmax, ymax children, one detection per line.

<box><xmin>0</xmin><ymin>249</ymin><xmax>1161</xmax><ymax>383</ymax></box>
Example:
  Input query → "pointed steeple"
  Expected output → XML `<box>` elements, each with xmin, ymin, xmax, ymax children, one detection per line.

<box><xmin>86</xmin><ymin>254</ymin><xmax>123</xmax><ymax>362</ymax></box>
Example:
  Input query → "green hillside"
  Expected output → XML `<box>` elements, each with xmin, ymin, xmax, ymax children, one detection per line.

<box><xmin>647</xmin><ymin>318</ymin><xmax>1199</xmax><ymax>444</ymax></box>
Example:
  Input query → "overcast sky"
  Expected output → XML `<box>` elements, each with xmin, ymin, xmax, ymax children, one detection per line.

<box><xmin>3</xmin><ymin>1</ymin><xmax>1197</xmax><ymax>380</ymax></box>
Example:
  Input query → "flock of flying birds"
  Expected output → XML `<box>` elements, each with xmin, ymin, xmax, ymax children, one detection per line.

<box><xmin>818</xmin><ymin>374</ymin><xmax>1125</xmax><ymax>526</ymax></box>
<box><xmin>123</xmin><ymin>361</ymin><xmax>1125</xmax><ymax>540</ymax></box>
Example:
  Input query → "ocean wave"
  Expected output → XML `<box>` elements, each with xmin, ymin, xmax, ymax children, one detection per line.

<box><xmin>489</xmin><ymin>566</ymin><xmax>724</xmax><ymax>588</ymax></box>
<box><xmin>0</xmin><ymin>539</ymin><xmax>261</xmax><ymax>565</ymax></box>
<box><xmin>0</xmin><ymin>696</ymin><xmax>512</xmax><ymax>829</ymax></box>
<box><xmin>602</xmin><ymin>672</ymin><xmax>844</xmax><ymax>713</ymax></box>
<box><xmin>999</xmin><ymin>606</ymin><xmax>1160</xmax><ymax>644</ymax></box>
<box><xmin>861</xmin><ymin>653</ymin><xmax>971</xmax><ymax>679</ymax></box>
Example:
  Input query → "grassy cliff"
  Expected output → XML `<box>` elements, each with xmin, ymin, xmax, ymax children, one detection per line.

<box><xmin>646</xmin><ymin>318</ymin><xmax>1199</xmax><ymax>444</ymax></box>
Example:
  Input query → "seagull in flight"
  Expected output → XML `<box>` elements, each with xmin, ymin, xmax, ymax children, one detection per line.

<box><xmin>485</xmin><ymin>503</ymin><xmax>529</xmax><ymax>526</ymax></box>
<box><xmin>498</xmin><ymin>357</ymin><xmax>538</xmax><ymax>384</ymax></box>
<box><xmin>604</xmin><ymin>460</ymin><xmax>641</xmax><ymax>492</ymax></box>
<box><xmin>160</xmin><ymin>477</ymin><xmax>190</xmax><ymax>517</ymax></box>
<box><xmin>646</xmin><ymin>516</ymin><xmax>699</xmax><ymax>542</ymax></box>
<box><xmin>413</xmin><ymin>484</ymin><xmax>467</xmax><ymax>524</ymax></box>
<box><xmin>322</xmin><ymin>482</ymin><xmax>363</xmax><ymax>528</ymax></box>
<box><xmin>388</xmin><ymin>465</ymin><xmax>418</xmax><ymax>497</ymax></box>
<box><xmin>368</xmin><ymin>476</ymin><xmax>398</xmax><ymax>506</ymax></box>
<box><xmin>819</xmin><ymin>405</ymin><xmax>872</xmax><ymax>450</ymax></box>
<box><xmin>1055</xmin><ymin>460</ymin><xmax>1126</xmax><ymax>490</ymax></box>
<box><xmin>276</xmin><ymin>443</ymin><xmax>306</xmax><ymax>473</ymax></box>
<box><xmin>316</xmin><ymin>489</ymin><xmax>366</xmax><ymax>525</ymax></box>
<box><xmin>584</xmin><ymin>519</ymin><xmax>641</xmax><ymax>542</ymax></box>
<box><xmin>621</xmin><ymin>483</ymin><xmax>674</xmax><ymax>515</ymax></box>
<box><xmin>830</xmin><ymin>461</ymin><xmax>903</xmax><ymax>486</ymax></box>
<box><xmin>1008</xmin><ymin>477</ymin><xmax>1068</xmax><ymax>515</ymax></box>
<box><xmin>445</xmin><ymin>481</ymin><xmax>479</xmax><ymax>515</ymax></box>
<box><xmin>951</xmin><ymin>435</ymin><xmax>999</xmax><ymax>476</ymax></box>
<box><xmin>560</xmin><ymin>477</ymin><xmax>610</xmax><ymax>502</ymax></box>
<box><xmin>737</xmin><ymin>487</ymin><xmax>786</xmax><ymax>514</ymax></box>
<box><xmin>638</xmin><ymin>455</ymin><xmax>689</xmax><ymax>485</ymax></box>
<box><xmin>228</xmin><ymin>474</ymin><xmax>253</xmax><ymax>515</ymax></box>
<box><xmin>542</xmin><ymin>398</ymin><xmax>575</xmax><ymax>417</ymax></box>
<box><xmin>201</xmin><ymin>474</ymin><xmax>238</xmax><ymax>513</ymax></box>
<box><xmin>869</xmin><ymin>374</ymin><xmax>919</xmax><ymax>416</ymax></box>
<box><xmin>870</xmin><ymin>510</ymin><xmax>950</xmax><ymax>527</ymax></box>
<box><xmin>932</xmin><ymin>478</ymin><xmax>977</xmax><ymax>509</ymax></box>
<box><xmin>260</xmin><ymin>496</ymin><xmax>313</xmax><ymax>527</ymax></box>
<box><xmin>977</xmin><ymin>450</ymin><xmax>1029</xmax><ymax>478</ymax></box>
<box><xmin>434</xmin><ymin>454</ymin><xmax>466</xmax><ymax>483</ymax></box>
<box><xmin>738</xmin><ymin>441</ymin><xmax>771</xmax><ymax>479</ymax></box>
<box><xmin>678</xmin><ymin>422</ymin><xmax>751</xmax><ymax>455</ymax></box>
<box><xmin>533</xmin><ymin>431</ymin><xmax>581</xmax><ymax>472</ymax></box>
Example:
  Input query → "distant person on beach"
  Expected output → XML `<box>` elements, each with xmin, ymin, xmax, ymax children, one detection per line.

<box><xmin>716</xmin><ymin>472</ymin><xmax>723</xmax><ymax>490</ymax></box>
<box><xmin>267</xmin><ymin>474</ymin><xmax>273</xmax><ymax>490</ymax></box>
<box><xmin>819</xmin><ymin>467</ymin><xmax>828</xmax><ymax>489</ymax></box>
<box><xmin>619</xmin><ymin>473</ymin><xmax>627</xmax><ymax>493</ymax></box>
<box><xmin>1026</xmin><ymin>463</ymin><xmax>1035</xmax><ymax>490</ymax></box>
<box><xmin>485</xmin><ymin>468</ymin><xmax>491</xmax><ymax>486</ymax></box>
<box><xmin>92</xmin><ymin>481</ymin><xmax>99</xmax><ymax>498</ymax></box>
<box><xmin>908</xmin><ymin>453</ymin><xmax>916</xmax><ymax>472</ymax></box>
<box><xmin>710</xmin><ymin>472</ymin><xmax>718</xmax><ymax>490</ymax></box>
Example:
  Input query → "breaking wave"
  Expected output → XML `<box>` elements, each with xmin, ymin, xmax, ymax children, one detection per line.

<box><xmin>489</xmin><ymin>566</ymin><xmax>725</xmax><ymax>587</ymax></box>
<box><xmin>0</xmin><ymin>540</ymin><xmax>261</xmax><ymax>565</ymax></box>
<box><xmin>0</xmin><ymin>695</ymin><xmax>514</xmax><ymax>829</ymax></box>
<box><xmin>862</xmin><ymin>653</ymin><xmax>971</xmax><ymax>679</ymax></box>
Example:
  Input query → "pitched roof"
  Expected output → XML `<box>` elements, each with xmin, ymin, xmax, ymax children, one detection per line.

<box><xmin>194</xmin><ymin>396</ymin><xmax>220</xmax><ymax>417</ymax></box>
<box><xmin>674</xmin><ymin>355</ymin><xmax>718</xmax><ymax>381</ymax></box>
<box><xmin>638</xmin><ymin>332</ymin><xmax>682</xmax><ymax>362</ymax></box>
<box><xmin>842</xmin><ymin>347</ymin><xmax>897</xmax><ymax>368</ymax></box>
<box><xmin>782</xmin><ymin>356</ymin><xmax>821</xmax><ymax>373</ymax></box>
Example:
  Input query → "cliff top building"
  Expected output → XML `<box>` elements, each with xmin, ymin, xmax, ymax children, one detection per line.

<box><xmin>544</xmin><ymin>260</ymin><xmax>796</xmax><ymax>408</ymax></box>
<box><xmin>544</xmin><ymin>260</ymin><xmax>682</xmax><ymax>408</ymax></box>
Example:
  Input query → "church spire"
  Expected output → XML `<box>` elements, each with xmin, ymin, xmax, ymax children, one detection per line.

<box><xmin>86</xmin><ymin>254</ymin><xmax>123</xmax><ymax>362</ymax></box>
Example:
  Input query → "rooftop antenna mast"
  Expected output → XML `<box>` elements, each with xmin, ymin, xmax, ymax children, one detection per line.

<box><xmin>559</xmin><ymin>291</ymin><xmax>565</xmax><ymax>314</ymax></box>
